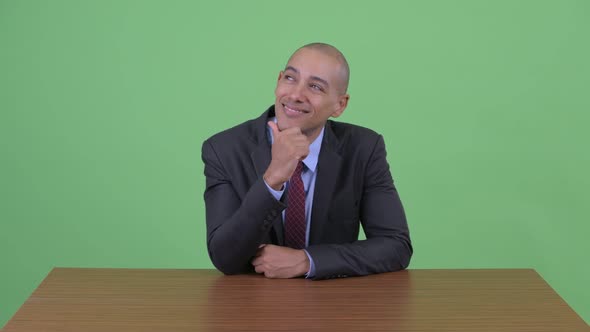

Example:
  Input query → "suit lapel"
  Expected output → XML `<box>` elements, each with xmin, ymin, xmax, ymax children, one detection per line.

<box><xmin>250</xmin><ymin>106</ymin><xmax>275</xmax><ymax>178</ymax></box>
<box><xmin>249</xmin><ymin>106</ymin><xmax>285</xmax><ymax>245</ymax></box>
<box><xmin>309</xmin><ymin>121</ymin><xmax>342</xmax><ymax>245</ymax></box>
<box><xmin>248</xmin><ymin>108</ymin><xmax>342</xmax><ymax>246</ymax></box>
<box><xmin>251</xmin><ymin>145</ymin><xmax>271</xmax><ymax>181</ymax></box>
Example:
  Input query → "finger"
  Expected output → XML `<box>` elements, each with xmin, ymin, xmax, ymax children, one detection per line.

<box><xmin>281</xmin><ymin>126</ymin><xmax>303</xmax><ymax>135</ymax></box>
<box><xmin>292</xmin><ymin>140</ymin><xmax>310</xmax><ymax>148</ymax></box>
<box><xmin>254</xmin><ymin>245</ymin><xmax>266</xmax><ymax>256</ymax></box>
<box><xmin>255</xmin><ymin>265</ymin><xmax>265</xmax><ymax>274</ymax></box>
<box><xmin>294</xmin><ymin>146</ymin><xmax>310</xmax><ymax>154</ymax></box>
<box><xmin>252</xmin><ymin>249</ymin><xmax>266</xmax><ymax>262</ymax></box>
<box><xmin>268</xmin><ymin>121</ymin><xmax>280</xmax><ymax>137</ymax></box>
<box><xmin>290</xmin><ymin>137</ymin><xmax>310</xmax><ymax>148</ymax></box>
<box><xmin>258</xmin><ymin>244</ymin><xmax>267</xmax><ymax>248</ymax></box>
<box><xmin>251</xmin><ymin>257</ymin><xmax>261</xmax><ymax>266</ymax></box>
<box><xmin>294</xmin><ymin>150</ymin><xmax>309</xmax><ymax>161</ymax></box>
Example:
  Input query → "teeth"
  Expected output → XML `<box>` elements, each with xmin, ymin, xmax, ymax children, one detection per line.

<box><xmin>285</xmin><ymin>105</ymin><xmax>303</xmax><ymax>113</ymax></box>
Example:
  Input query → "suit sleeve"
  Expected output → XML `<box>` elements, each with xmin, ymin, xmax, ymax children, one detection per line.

<box><xmin>305</xmin><ymin>135</ymin><xmax>413</xmax><ymax>279</ymax></box>
<box><xmin>202</xmin><ymin>139</ymin><xmax>286</xmax><ymax>274</ymax></box>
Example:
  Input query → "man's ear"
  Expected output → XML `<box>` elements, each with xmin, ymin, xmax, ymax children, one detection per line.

<box><xmin>331</xmin><ymin>94</ymin><xmax>350</xmax><ymax>118</ymax></box>
<box><xmin>277</xmin><ymin>71</ymin><xmax>284</xmax><ymax>82</ymax></box>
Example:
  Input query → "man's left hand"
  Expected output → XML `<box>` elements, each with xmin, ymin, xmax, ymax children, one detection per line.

<box><xmin>251</xmin><ymin>244</ymin><xmax>310</xmax><ymax>278</ymax></box>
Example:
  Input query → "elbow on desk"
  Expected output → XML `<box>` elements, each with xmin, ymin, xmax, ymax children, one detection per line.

<box><xmin>215</xmin><ymin>265</ymin><xmax>244</xmax><ymax>276</ymax></box>
<box><xmin>207</xmin><ymin>242</ymin><xmax>250</xmax><ymax>275</ymax></box>
<box><xmin>397</xmin><ymin>238</ymin><xmax>413</xmax><ymax>270</ymax></box>
<box><xmin>209</xmin><ymin>252</ymin><xmax>246</xmax><ymax>275</ymax></box>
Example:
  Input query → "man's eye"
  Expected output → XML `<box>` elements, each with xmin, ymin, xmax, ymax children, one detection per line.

<box><xmin>310</xmin><ymin>84</ymin><xmax>323</xmax><ymax>91</ymax></box>
<box><xmin>285</xmin><ymin>75</ymin><xmax>294</xmax><ymax>81</ymax></box>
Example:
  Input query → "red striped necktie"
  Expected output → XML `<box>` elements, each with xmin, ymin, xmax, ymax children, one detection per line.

<box><xmin>284</xmin><ymin>162</ymin><xmax>306</xmax><ymax>249</ymax></box>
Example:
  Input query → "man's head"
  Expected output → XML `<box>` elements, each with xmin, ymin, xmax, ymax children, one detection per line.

<box><xmin>274</xmin><ymin>43</ymin><xmax>350</xmax><ymax>141</ymax></box>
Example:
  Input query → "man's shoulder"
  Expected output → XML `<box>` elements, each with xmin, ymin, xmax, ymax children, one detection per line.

<box><xmin>206</xmin><ymin>118</ymin><xmax>258</xmax><ymax>143</ymax></box>
<box><xmin>327</xmin><ymin>120</ymin><xmax>383</xmax><ymax>148</ymax></box>
<box><xmin>203</xmin><ymin>111</ymin><xmax>266</xmax><ymax>152</ymax></box>
<box><xmin>329</xmin><ymin>120</ymin><xmax>380</xmax><ymax>137</ymax></box>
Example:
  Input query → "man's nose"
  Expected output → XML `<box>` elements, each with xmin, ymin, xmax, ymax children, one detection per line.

<box><xmin>288</xmin><ymin>82</ymin><xmax>306</xmax><ymax>102</ymax></box>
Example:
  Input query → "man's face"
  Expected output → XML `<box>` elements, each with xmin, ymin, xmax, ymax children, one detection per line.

<box><xmin>274</xmin><ymin>48</ymin><xmax>349</xmax><ymax>140</ymax></box>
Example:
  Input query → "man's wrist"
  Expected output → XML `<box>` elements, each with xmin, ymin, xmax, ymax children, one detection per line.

<box><xmin>263</xmin><ymin>171</ymin><xmax>284</xmax><ymax>191</ymax></box>
<box><xmin>263</xmin><ymin>177</ymin><xmax>285</xmax><ymax>201</ymax></box>
<box><xmin>299</xmin><ymin>250</ymin><xmax>311</xmax><ymax>277</ymax></box>
<box><xmin>302</xmin><ymin>249</ymin><xmax>316</xmax><ymax>278</ymax></box>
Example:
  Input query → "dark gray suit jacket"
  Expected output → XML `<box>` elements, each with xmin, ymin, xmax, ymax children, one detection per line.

<box><xmin>202</xmin><ymin>106</ymin><xmax>412</xmax><ymax>280</ymax></box>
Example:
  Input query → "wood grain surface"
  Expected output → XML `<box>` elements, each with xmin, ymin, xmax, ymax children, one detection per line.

<box><xmin>3</xmin><ymin>268</ymin><xmax>588</xmax><ymax>331</ymax></box>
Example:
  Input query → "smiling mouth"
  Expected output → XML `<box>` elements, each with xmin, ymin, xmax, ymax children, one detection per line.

<box><xmin>283</xmin><ymin>103</ymin><xmax>309</xmax><ymax>114</ymax></box>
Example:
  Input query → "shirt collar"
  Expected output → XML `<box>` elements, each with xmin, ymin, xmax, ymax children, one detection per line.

<box><xmin>267</xmin><ymin>117</ymin><xmax>324</xmax><ymax>173</ymax></box>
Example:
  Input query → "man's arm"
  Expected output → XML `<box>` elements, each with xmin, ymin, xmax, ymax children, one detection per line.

<box><xmin>305</xmin><ymin>135</ymin><xmax>412</xmax><ymax>279</ymax></box>
<box><xmin>202</xmin><ymin>139</ymin><xmax>286</xmax><ymax>274</ymax></box>
<box><xmin>203</xmin><ymin>122</ymin><xmax>314</xmax><ymax>278</ymax></box>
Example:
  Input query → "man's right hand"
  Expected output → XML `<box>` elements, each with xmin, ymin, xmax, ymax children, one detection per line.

<box><xmin>263</xmin><ymin>121</ymin><xmax>310</xmax><ymax>190</ymax></box>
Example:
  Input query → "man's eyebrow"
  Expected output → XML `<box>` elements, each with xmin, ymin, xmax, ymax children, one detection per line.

<box><xmin>285</xmin><ymin>66</ymin><xmax>299</xmax><ymax>73</ymax></box>
<box><xmin>310</xmin><ymin>75</ymin><xmax>329</xmax><ymax>88</ymax></box>
<box><xmin>284</xmin><ymin>65</ymin><xmax>330</xmax><ymax>88</ymax></box>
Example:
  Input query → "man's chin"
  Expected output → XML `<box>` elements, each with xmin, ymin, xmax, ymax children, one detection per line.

<box><xmin>277</xmin><ymin>120</ymin><xmax>295</xmax><ymax>132</ymax></box>
<box><xmin>276</xmin><ymin>113</ymin><xmax>306</xmax><ymax>132</ymax></box>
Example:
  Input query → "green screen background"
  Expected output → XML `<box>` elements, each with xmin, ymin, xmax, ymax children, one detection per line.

<box><xmin>1</xmin><ymin>0</ymin><xmax>588</xmax><ymax>326</ymax></box>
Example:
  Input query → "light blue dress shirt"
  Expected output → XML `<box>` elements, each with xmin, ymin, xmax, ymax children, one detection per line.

<box><xmin>263</xmin><ymin>118</ymin><xmax>324</xmax><ymax>278</ymax></box>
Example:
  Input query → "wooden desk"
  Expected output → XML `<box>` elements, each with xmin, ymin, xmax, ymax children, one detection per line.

<box><xmin>3</xmin><ymin>268</ymin><xmax>588</xmax><ymax>331</ymax></box>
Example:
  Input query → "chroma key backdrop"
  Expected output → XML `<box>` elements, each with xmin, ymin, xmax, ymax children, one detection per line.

<box><xmin>1</xmin><ymin>0</ymin><xmax>588</xmax><ymax>327</ymax></box>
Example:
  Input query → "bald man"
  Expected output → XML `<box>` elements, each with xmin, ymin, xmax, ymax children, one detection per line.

<box><xmin>202</xmin><ymin>43</ymin><xmax>412</xmax><ymax>280</ymax></box>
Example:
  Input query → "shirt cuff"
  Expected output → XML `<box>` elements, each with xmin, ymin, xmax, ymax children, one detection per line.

<box><xmin>303</xmin><ymin>249</ymin><xmax>316</xmax><ymax>279</ymax></box>
<box><xmin>264</xmin><ymin>178</ymin><xmax>285</xmax><ymax>201</ymax></box>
